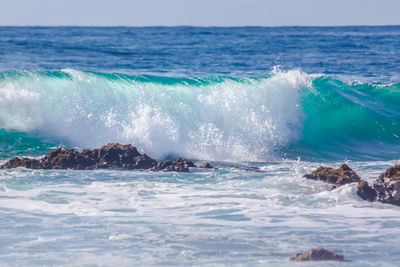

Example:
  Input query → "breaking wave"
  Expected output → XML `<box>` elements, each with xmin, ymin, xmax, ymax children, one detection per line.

<box><xmin>1</xmin><ymin>69</ymin><xmax>399</xmax><ymax>161</ymax></box>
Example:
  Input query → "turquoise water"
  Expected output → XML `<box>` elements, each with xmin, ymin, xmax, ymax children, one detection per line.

<box><xmin>1</xmin><ymin>26</ymin><xmax>400</xmax><ymax>266</ymax></box>
<box><xmin>1</xmin><ymin>70</ymin><xmax>399</xmax><ymax>161</ymax></box>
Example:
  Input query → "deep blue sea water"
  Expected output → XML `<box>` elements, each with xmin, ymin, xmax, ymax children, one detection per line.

<box><xmin>1</xmin><ymin>26</ymin><xmax>400</xmax><ymax>266</ymax></box>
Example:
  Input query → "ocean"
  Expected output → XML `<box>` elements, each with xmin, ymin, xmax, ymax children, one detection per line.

<box><xmin>0</xmin><ymin>26</ymin><xmax>400</xmax><ymax>266</ymax></box>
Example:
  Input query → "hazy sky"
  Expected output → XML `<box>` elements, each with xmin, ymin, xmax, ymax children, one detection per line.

<box><xmin>0</xmin><ymin>0</ymin><xmax>399</xmax><ymax>26</ymax></box>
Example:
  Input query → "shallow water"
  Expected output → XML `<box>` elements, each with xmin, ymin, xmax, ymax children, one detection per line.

<box><xmin>0</xmin><ymin>160</ymin><xmax>399</xmax><ymax>266</ymax></box>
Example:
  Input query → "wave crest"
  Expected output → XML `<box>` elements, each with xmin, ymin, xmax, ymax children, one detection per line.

<box><xmin>2</xmin><ymin>69</ymin><xmax>399</xmax><ymax>161</ymax></box>
<box><xmin>0</xmin><ymin>69</ymin><xmax>309</xmax><ymax>161</ymax></box>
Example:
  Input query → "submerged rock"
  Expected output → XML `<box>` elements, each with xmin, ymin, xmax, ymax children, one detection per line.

<box><xmin>356</xmin><ymin>164</ymin><xmax>400</xmax><ymax>206</ymax></box>
<box><xmin>290</xmin><ymin>248</ymin><xmax>350</xmax><ymax>262</ymax></box>
<box><xmin>303</xmin><ymin>164</ymin><xmax>361</xmax><ymax>188</ymax></box>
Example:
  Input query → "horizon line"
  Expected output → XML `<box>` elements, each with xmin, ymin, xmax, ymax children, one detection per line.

<box><xmin>0</xmin><ymin>24</ymin><xmax>399</xmax><ymax>28</ymax></box>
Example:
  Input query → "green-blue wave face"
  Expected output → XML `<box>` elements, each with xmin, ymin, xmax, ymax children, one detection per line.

<box><xmin>0</xmin><ymin>69</ymin><xmax>400</xmax><ymax>162</ymax></box>
<box><xmin>288</xmin><ymin>77</ymin><xmax>400</xmax><ymax>161</ymax></box>
<box><xmin>0</xmin><ymin>129</ymin><xmax>55</xmax><ymax>160</ymax></box>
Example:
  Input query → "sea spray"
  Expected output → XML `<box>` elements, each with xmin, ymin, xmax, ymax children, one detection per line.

<box><xmin>0</xmin><ymin>69</ymin><xmax>309</xmax><ymax>161</ymax></box>
<box><xmin>1</xmin><ymin>69</ymin><xmax>400</xmax><ymax>161</ymax></box>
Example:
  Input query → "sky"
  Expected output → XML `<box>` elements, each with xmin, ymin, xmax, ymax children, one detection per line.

<box><xmin>0</xmin><ymin>0</ymin><xmax>399</xmax><ymax>26</ymax></box>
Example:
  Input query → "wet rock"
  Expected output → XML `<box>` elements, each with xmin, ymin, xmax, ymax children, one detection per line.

<box><xmin>1</xmin><ymin>143</ymin><xmax>161</xmax><ymax>171</ymax></box>
<box><xmin>130</xmin><ymin>154</ymin><xmax>157</xmax><ymax>170</ymax></box>
<box><xmin>40</xmin><ymin>148</ymin><xmax>96</xmax><ymax>170</ymax></box>
<box><xmin>303</xmin><ymin>164</ymin><xmax>361</xmax><ymax>187</ymax></box>
<box><xmin>93</xmin><ymin>143</ymin><xmax>141</xmax><ymax>169</ymax></box>
<box><xmin>1</xmin><ymin>143</ymin><xmax>198</xmax><ymax>173</ymax></box>
<box><xmin>356</xmin><ymin>180</ymin><xmax>376</xmax><ymax>201</ymax></box>
<box><xmin>378</xmin><ymin>164</ymin><xmax>400</xmax><ymax>181</ymax></box>
<box><xmin>199</xmin><ymin>162</ymin><xmax>213</xmax><ymax>168</ymax></box>
<box><xmin>37</xmin><ymin>144</ymin><xmax>146</xmax><ymax>170</ymax></box>
<box><xmin>152</xmin><ymin>158</ymin><xmax>196</xmax><ymax>172</ymax></box>
<box><xmin>177</xmin><ymin>158</ymin><xmax>196</xmax><ymax>168</ymax></box>
<box><xmin>372</xmin><ymin>179</ymin><xmax>400</xmax><ymax>206</ymax></box>
<box><xmin>370</xmin><ymin>165</ymin><xmax>400</xmax><ymax>206</ymax></box>
<box><xmin>303</xmin><ymin>164</ymin><xmax>400</xmax><ymax>206</ymax></box>
<box><xmin>290</xmin><ymin>248</ymin><xmax>350</xmax><ymax>262</ymax></box>
<box><xmin>0</xmin><ymin>157</ymin><xmax>41</xmax><ymax>169</ymax></box>
<box><xmin>355</xmin><ymin>164</ymin><xmax>400</xmax><ymax>206</ymax></box>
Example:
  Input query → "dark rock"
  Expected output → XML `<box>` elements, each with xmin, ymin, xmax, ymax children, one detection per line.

<box><xmin>93</xmin><ymin>143</ymin><xmax>141</xmax><ymax>169</ymax></box>
<box><xmin>199</xmin><ymin>162</ymin><xmax>213</xmax><ymax>168</ymax></box>
<box><xmin>40</xmin><ymin>148</ymin><xmax>96</xmax><ymax>170</ymax></box>
<box><xmin>290</xmin><ymin>248</ymin><xmax>350</xmax><ymax>262</ymax></box>
<box><xmin>37</xmin><ymin>144</ymin><xmax>143</xmax><ymax>170</ymax></box>
<box><xmin>304</xmin><ymin>164</ymin><xmax>361</xmax><ymax>187</ymax></box>
<box><xmin>131</xmin><ymin>154</ymin><xmax>157</xmax><ymax>170</ymax></box>
<box><xmin>355</xmin><ymin>165</ymin><xmax>400</xmax><ymax>206</ymax></box>
<box><xmin>370</xmin><ymin>165</ymin><xmax>400</xmax><ymax>206</ymax></box>
<box><xmin>153</xmin><ymin>160</ymin><xmax>174</xmax><ymax>171</ymax></box>
<box><xmin>356</xmin><ymin>180</ymin><xmax>376</xmax><ymax>201</ymax></box>
<box><xmin>152</xmin><ymin>158</ymin><xmax>196</xmax><ymax>172</ymax></box>
<box><xmin>177</xmin><ymin>158</ymin><xmax>196</xmax><ymax>168</ymax></box>
<box><xmin>0</xmin><ymin>157</ymin><xmax>41</xmax><ymax>169</ymax></box>
<box><xmin>0</xmin><ymin>143</ymin><xmax>179</xmax><ymax>172</ymax></box>
<box><xmin>372</xmin><ymin>180</ymin><xmax>400</xmax><ymax>206</ymax></box>
<box><xmin>378</xmin><ymin>164</ymin><xmax>400</xmax><ymax>181</ymax></box>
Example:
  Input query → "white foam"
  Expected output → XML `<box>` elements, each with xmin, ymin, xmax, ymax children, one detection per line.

<box><xmin>1</xmin><ymin>161</ymin><xmax>400</xmax><ymax>265</ymax></box>
<box><xmin>0</xmin><ymin>83</ymin><xmax>41</xmax><ymax>131</ymax></box>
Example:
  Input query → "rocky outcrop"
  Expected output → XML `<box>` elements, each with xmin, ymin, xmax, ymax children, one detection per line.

<box><xmin>304</xmin><ymin>163</ymin><xmax>400</xmax><ymax>206</ymax></box>
<box><xmin>356</xmin><ymin>164</ymin><xmax>400</xmax><ymax>206</ymax></box>
<box><xmin>303</xmin><ymin>164</ymin><xmax>361</xmax><ymax>188</ymax></box>
<box><xmin>290</xmin><ymin>248</ymin><xmax>350</xmax><ymax>262</ymax></box>
<box><xmin>0</xmin><ymin>143</ymin><xmax>195</xmax><ymax>172</ymax></box>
